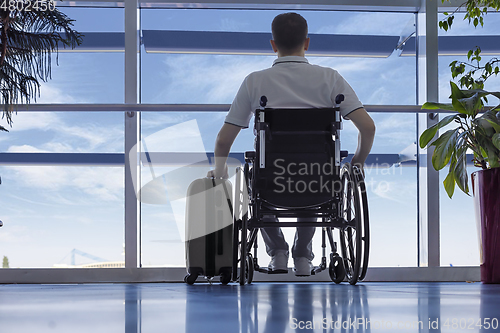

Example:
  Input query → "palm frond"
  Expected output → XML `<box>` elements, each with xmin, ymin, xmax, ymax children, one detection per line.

<box><xmin>0</xmin><ymin>7</ymin><xmax>82</xmax><ymax>131</ymax></box>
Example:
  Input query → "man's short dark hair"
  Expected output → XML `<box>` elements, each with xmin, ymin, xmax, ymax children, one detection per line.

<box><xmin>272</xmin><ymin>13</ymin><xmax>308</xmax><ymax>54</ymax></box>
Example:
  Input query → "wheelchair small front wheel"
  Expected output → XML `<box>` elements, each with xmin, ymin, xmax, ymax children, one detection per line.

<box><xmin>329</xmin><ymin>254</ymin><xmax>345</xmax><ymax>284</ymax></box>
<box><xmin>220</xmin><ymin>271</ymin><xmax>231</xmax><ymax>285</ymax></box>
<box><xmin>244</xmin><ymin>253</ymin><xmax>254</xmax><ymax>285</ymax></box>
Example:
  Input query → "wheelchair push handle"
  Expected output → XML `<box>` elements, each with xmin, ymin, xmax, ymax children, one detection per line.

<box><xmin>260</xmin><ymin>96</ymin><xmax>268</xmax><ymax>109</ymax></box>
<box><xmin>335</xmin><ymin>94</ymin><xmax>344</xmax><ymax>106</ymax></box>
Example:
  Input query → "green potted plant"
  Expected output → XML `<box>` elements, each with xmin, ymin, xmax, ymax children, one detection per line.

<box><xmin>420</xmin><ymin>0</ymin><xmax>500</xmax><ymax>283</ymax></box>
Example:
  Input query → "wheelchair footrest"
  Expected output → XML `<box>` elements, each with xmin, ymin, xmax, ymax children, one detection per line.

<box><xmin>310</xmin><ymin>265</ymin><xmax>325</xmax><ymax>275</ymax></box>
<box><xmin>257</xmin><ymin>267</ymin><xmax>289</xmax><ymax>274</ymax></box>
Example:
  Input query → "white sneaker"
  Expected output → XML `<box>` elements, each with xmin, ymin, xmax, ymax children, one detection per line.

<box><xmin>293</xmin><ymin>257</ymin><xmax>313</xmax><ymax>276</ymax></box>
<box><xmin>268</xmin><ymin>251</ymin><xmax>288</xmax><ymax>272</ymax></box>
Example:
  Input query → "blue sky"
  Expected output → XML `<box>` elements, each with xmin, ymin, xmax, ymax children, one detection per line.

<box><xmin>1</xmin><ymin>7</ymin><xmax>497</xmax><ymax>268</ymax></box>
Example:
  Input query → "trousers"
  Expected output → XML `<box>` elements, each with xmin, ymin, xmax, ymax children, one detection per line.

<box><xmin>260</xmin><ymin>218</ymin><xmax>315</xmax><ymax>260</ymax></box>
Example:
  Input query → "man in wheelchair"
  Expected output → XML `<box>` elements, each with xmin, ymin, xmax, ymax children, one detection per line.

<box><xmin>207</xmin><ymin>13</ymin><xmax>375</xmax><ymax>278</ymax></box>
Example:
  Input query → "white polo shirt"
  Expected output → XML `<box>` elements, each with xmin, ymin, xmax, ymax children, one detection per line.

<box><xmin>225</xmin><ymin>56</ymin><xmax>364</xmax><ymax>128</ymax></box>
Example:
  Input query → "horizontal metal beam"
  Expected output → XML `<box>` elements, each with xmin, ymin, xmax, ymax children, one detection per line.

<box><xmin>55</xmin><ymin>31</ymin><xmax>500</xmax><ymax>58</ymax></box>
<box><xmin>143</xmin><ymin>31</ymin><xmax>399</xmax><ymax>57</ymax></box>
<box><xmin>8</xmin><ymin>104</ymin><xmax>430</xmax><ymax>113</ymax></box>
<box><xmin>0</xmin><ymin>266</ymin><xmax>480</xmax><ymax>283</ymax></box>
<box><xmin>401</xmin><ymin>35</ymin><xmax>500</xmax><ymax>56</ymax></box>
<box><xmin>0</xmin><ymin>152</ymin><xmax>411</xmax><ymax>167</ymax></box>
<box><xmin>55</xmin><ymin>0</ymin><xmax>422</xmax><ymax>12</ymax></box>
<box><xmin>0</xmin><ymin>153</ymin><xmax>124</xmax><ymax>166</ymax></box>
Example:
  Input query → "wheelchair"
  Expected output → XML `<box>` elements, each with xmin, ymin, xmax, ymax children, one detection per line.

<box><xmin>232</xmin><ymin>95</ymin><xmax>370</xmax><ymax>285</ymax></box>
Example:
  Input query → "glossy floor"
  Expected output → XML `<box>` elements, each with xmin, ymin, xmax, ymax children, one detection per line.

<box><xmin>0</xmin><ymin>282</ymin><xmax>499</xmax><ymax>332</ymax></box>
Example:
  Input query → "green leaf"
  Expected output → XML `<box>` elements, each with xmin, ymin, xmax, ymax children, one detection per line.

<box><xmin>421</xmin><ymin>102</ymin><xmax>456</xmax><ymax>111</ymax></box>
<box><xmin>443</xmin><ymin>168</ymin><xmax>456</xmax><ymax>198</ymax></box>
<box><xmin>457</xmin><ymin>92</ymin><xmax>482</xmax><ymax>115</ymax></box>
<box><xmin>477</xmin><ymin>132</ymin><xmax>500</xmax><ymax>169</ymax></box>
<box><xmin>493</xmin><ymin>133</ymin><xmax>500</xmax><ymax>150</ymax></box>
<box><xmin>450</xmin><ymin>81</ymin><xmax>466</xmax><ymax>99</ymax></box>
<box><xmin>450</xmin><ymin>82</ymin><xmax>468</xmax><ymax>114</ymax></box>
<box><xmin>453</xmin><ymin>147</ymin><xmax>470</xmax><ymax>195</ymax></box>
<box><xmin>479</xmin><ymin>110</ymin><xmax>500</xmax><ymax>133</ymax></box>
<box><xmin>419</xmin><ymin>114</ymin><xmax>458</xmax><ymax>148</ymax></box>
<box><xmin>485</xmin><ymin>119</ymin><xmax>500</xmax><ymax>133</ymax></box>
<box><xmin>487</xmin><ymin>147</ymin><xmax>500</xmax><ymax>168</ymax></box>
<box><xmin>431</xmin><ymin>129</ymin><xmax>459</xmax><ymax>170</ymax></box>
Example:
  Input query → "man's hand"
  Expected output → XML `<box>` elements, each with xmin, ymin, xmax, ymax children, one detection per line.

<box><xmin>207</xmin><ymin>164</ymin><xmax>229</xmax><ymax>179</ymax></box>
<box><xmin>351</xmin><ymin>155</ymin><xmax>365</xmax><ymax>177</ymax></box>
<box><xmin>209</xmin><ymin>123</ymin><xmax>241</xmax><ymax>180</ymax></box>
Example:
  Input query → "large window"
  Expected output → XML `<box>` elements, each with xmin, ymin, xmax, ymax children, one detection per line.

<box><xmin>139</xmin><ymin>9</ymin><xmax>418</xmax><ymax>267</ymax></box>
<box><xmin>0</xmin><ymin>2</ymin><xmax>490</xmax><ymax>278</ymax></box>
<box><xmin>0</xmin><ymin>7</ymin><xmax>125</xmax><ymax>269</ymax></box>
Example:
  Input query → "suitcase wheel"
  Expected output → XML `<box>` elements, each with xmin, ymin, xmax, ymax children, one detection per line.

<box><xmin>184</xmin><ymin>274</ymin><xmax>198</xmax><ymax>285</ymax></box>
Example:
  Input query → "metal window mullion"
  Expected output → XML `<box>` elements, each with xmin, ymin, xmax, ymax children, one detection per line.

<box><xmin>417</xmin><ymin>0</ymin><xmax>440</xmax><ymax>268</ymax></box>
<box><xmin>124</xmin><ymin>0</ymin><xmax>140</xmax><ymax>269</ymax></box>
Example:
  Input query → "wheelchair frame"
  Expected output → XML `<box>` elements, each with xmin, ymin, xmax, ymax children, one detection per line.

<box><xmin>232</xmin><ymin>95</ymin><xmax>370</xmax><ymax>285</ymax></box>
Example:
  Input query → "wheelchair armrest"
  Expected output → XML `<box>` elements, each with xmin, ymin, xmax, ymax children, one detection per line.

<box><xmin>245</xmin><ymin>151</ymin><xmax>256</xmax><ymax>163</ymax></box>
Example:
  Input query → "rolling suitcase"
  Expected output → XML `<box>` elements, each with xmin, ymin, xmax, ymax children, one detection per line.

<box><xmin>184</xmin><ymin>178</ymin><xmax>233</xmax><ymax>285</ymax></box>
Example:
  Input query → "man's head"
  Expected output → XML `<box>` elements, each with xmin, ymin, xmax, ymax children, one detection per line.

<box><xmin>271</xmin><ymin>12</ymin><xmax>309</xmax><ymax>56</ymax></box>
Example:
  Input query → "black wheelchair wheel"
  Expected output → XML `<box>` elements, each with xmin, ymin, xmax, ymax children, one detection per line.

<box><xmin>339</xmin><ymin>163</ymin><xmax>362</xmax><ymax>285</ymax></box>
<box><xmin>353</xmin><ymin>166</ymin><xmax>370</xmax><ymax>281</ymax></box>
<box><xmin>239</xmin><ymin>212</ymin><xmax>248</xmax><ymax>286</ymax></box>
<box><xmin>232</xmin><ymin>167</ymin><xmax>244</xmax><ymax>282</ymax></box>
<box><xmin>329</xmin><ymin>254</ymin><xmax>345</xmax><ymax>284</ymax></box>
<box><xmin>237</xmin><ymin>163</ymin><xmax>254</xmax><ymax>285</ymax></box>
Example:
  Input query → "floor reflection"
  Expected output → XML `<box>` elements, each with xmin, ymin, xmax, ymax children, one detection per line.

<box><xmin>236</xmin><ymin>284</ymin><xmax>372</xmax><ymax>333</ymax></box>
<box><xmin>0</xmin><ymin>282</ymin><xmax>499</xmax><ymax>333</ymax></box>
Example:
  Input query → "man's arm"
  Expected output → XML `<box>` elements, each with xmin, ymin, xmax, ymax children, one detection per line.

<box><xmin>207</xmin><ymin>123</ymin><xmax>242</xmax><ymax>179</ymax></box>
<box><xmin>347</xmin><ymin>108</ymin><xmax>376</xmax><ymax>174</ymax></box>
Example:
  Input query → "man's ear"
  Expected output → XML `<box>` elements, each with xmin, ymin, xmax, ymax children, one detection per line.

<box><xmin>270</xmin><ymin>40</ymin><xmax>278</xmax><ymax>53</ymax></box>
<box><xmin>304</xmin><ymin>37</ymin><xmax>310</xmax><ymax>51</ymax></box>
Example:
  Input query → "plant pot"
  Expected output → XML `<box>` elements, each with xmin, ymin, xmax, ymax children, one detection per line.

<box><xmin>472</xmin><ymin>168</ymin><xmax>500</xmax><ymax>284</ymax></box>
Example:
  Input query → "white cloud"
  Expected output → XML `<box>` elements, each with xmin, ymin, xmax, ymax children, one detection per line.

<box><xmin>4</xmin><ymin>166</ymin><xmax>123</xmax><ymax>202</ymax></box>
<box><xmin>7</xmin><ymin>145</ymin><xmax>48</xmax><ymax>153</ymax></box>
<box><xmin>58</xmin><ymin>123</ymin><xmax>123</xmax><ymax>152</ymax></box>
<box><xmin>4</xmin><ymin>111</ymin><xmax>123</xmax><ymax>153</ymax></box>
<box><xmin>374</xmin><ymin>114</ymin><xmax>416</xmax><ymax>146</ymax></box>
<box><xmin>141</xmin><ymin>119</ymin><xmax>206</xmax><ymax>153</ymax></box>
<box><xmin>155</xmin><ymin>54</ymin><xmax>272</xmax><ymax>104</ymax></box>
<box><xmin>0</xmin><ymin>224</ymin><xmax>32</xmax><ymax>243</ymax></box>
<box><xmin>317</xmin><ymin>12</ymin><xmax>414</xmax><ymax>36</ymax></box>
<box><xmin>35</xmin><ymin>83</ymin><xmax>84</xmax><ymax>104</ymax></box>
<box><xmin>141</xmin><ymin>113</ymin><xmax>192</xmax><ymax>131</ymax></box>
<box><xmin>367</xmin><ymin>178</ymin><xmax>416</xmax><ymax>204</ymax></box>
<box><xmin>219</xmin><ymin>17</ymin><xmax>251</xmax><ymax>32</ymax></box>
<box><xmin>3</xmin><ymin>112</ymin><xmax>61</xmax><ymax>132</ymax></box>
<box><xmin>310</xmin><ymin>56</ymin><xmax>375</xmax><ymax>74</ymax></box>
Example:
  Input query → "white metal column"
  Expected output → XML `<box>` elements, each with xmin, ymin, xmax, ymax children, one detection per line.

<box><xmin>417</xmin><ymin>0</ymin><xmax>440</xmax><ymax>267</ymax></box>
<box><xmin>125</xmin><ymin>0</ymin><xmax>140</xmax><ymax>269</ymax></box>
